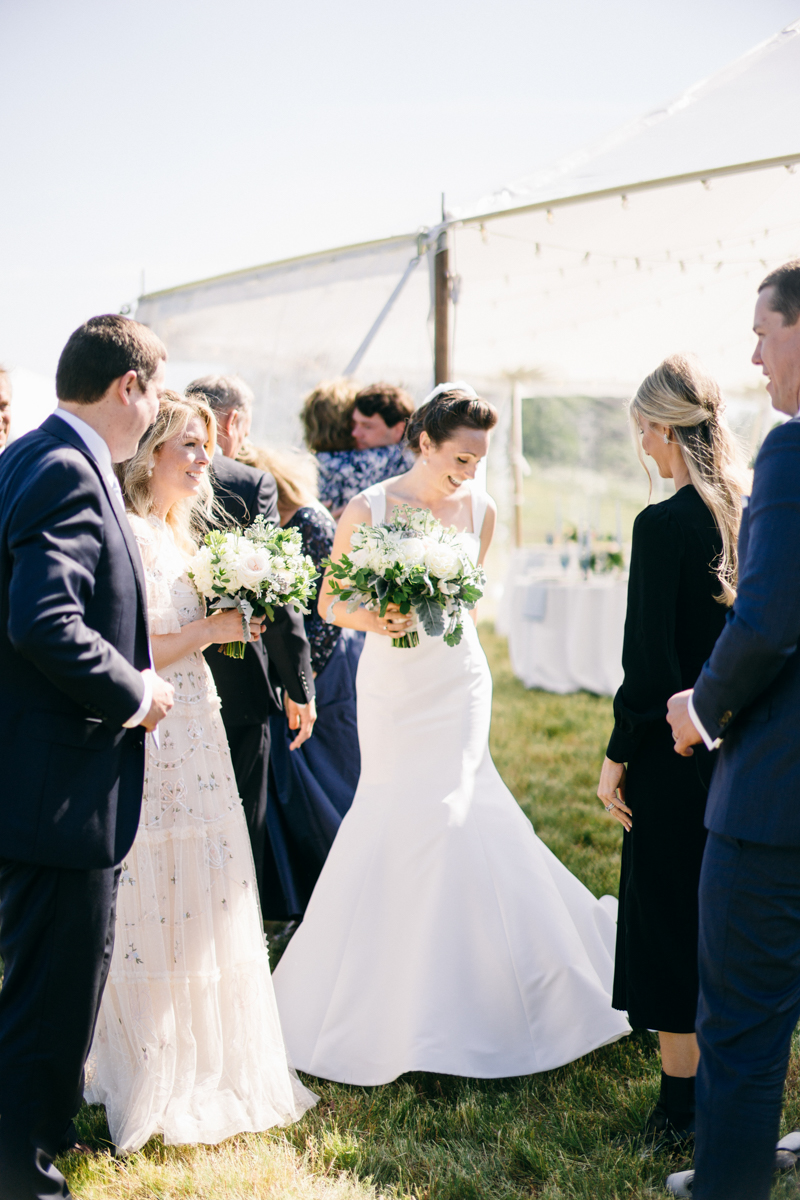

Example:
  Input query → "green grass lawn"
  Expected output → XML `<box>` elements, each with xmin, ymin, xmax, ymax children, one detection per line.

<box><xmin>45</xmin><ymin>628</ymin><xmax>800</xmax><ymax>1197</ymax></box>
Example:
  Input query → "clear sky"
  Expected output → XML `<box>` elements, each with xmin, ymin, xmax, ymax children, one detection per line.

<box><xmin>2</xmin><ymin>0</ymin><xmax>798</xmax><ymax>377</ymax></box>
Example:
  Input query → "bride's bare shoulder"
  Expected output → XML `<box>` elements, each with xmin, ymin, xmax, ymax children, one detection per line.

<box><xmin>343</xmin><ymin>492</ymin><xmax>373</xmax><ymax>521</ymax></box>
<box><xmin>334</xmin><ymin>492</ymin><xmax>374</xmax><ymax>541</ymax></box>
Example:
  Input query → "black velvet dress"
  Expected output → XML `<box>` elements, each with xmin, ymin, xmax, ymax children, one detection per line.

<box><xmin>608</xmin><ymin>485</ymin><xmax>726</xmax><ymax>1033</ymax></box>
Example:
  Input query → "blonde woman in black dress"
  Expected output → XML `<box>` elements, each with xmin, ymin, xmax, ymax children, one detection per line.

<box><xmin>597</xmin><ymin>355</ymin><xmax>749</xmax><ymax>1151</ymax></box>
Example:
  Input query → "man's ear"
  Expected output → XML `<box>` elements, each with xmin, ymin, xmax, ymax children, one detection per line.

<box><xmin>117</xmin><ymin>370</ymin><xmax>139</xmax><ymax>405</ymax></box>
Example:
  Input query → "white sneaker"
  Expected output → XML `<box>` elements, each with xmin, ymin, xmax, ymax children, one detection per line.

<box><xmin>665</xmin><ymin>1169</ymin><xmax>694</xmax><ymax>1197</ymax></box>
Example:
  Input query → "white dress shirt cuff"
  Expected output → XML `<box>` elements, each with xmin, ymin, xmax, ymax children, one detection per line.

<box><xmin>687</xmin><ymin>693</ymin><xmax>722</xmax><ymax>751</ymax></box>
<box><xmin>123</xmin><ymin>668</ymin><xmax>155</xmax><ymax>728</ymax></box>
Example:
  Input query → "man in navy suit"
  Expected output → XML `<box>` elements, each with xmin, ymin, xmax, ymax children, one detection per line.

<box><xmin>0</xmin><ymin>316</ymin><xmax>174</xmax><ymax>1199</ymax></box>
<box><xmin>667</xmin><ymin>260</ymin><xmax>800</xmax><ymax>1200</ymax></box>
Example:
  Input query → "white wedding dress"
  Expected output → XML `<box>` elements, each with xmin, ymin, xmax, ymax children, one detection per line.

<box><xmin>272</xmin><ymin>483</ymin><xmax>630</xmax><ymax>1085</ymax></box>
<box><xmin>85</xmin><ymin>515</ymin><xmax>316</xmax><ymax>1152</ymax></box>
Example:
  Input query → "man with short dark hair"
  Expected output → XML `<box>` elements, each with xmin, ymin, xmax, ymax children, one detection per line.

<box><xmin>0</xmin><ymin>367</ymin><xmax>11</xmax><ymax>452</ymax></box>
<box><xmin>666</xmin><ymin>260</ymin><xmax>800</xmax><ymax>1200</ymax></box>
<box><xmin>185</xmin><ymin>374</ymin><xmax>315</xmax><ymax>911</ymax></box>
<box><xmin>351</xmin><ymin>382</ymin><xmax>415</xmax><ymax>450</ymax></box>
<box><xmin>0</xmin><ymin>315</ymin><xmax>173</xmax><ymax>1198</ymax></box>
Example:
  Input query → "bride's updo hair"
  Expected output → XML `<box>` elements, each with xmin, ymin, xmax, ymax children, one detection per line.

<box><xmin>405</xmin><ymin>388</ymin><xmax>498</xmax><ymax>454</ymax></box>
<box><xmin>117</xmin><ymin>391</ymin><xmax>217</xmax><ymax>553</ymax></box>
<box><xmin>631</xmin><ymin>354</ymin><xmax>750</xmax><ymax>606</ymax></box>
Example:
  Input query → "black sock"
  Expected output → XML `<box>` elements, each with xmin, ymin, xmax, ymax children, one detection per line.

<box><xmin>660</xmin><ymin>1070</ymin><xmax>695</xmax><ymax>1130</ymax></box>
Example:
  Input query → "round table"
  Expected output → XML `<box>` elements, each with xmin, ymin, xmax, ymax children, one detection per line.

<box><xmin>503</xmin><ymin>572</ymin><xmax>627</xmax><ymax>696</ymax></box>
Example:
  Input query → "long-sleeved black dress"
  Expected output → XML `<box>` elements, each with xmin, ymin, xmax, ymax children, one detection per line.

<box><xmin>608</xmin><ymin>484</ymin><xmax>727</xmax><ymax>1033</ymax></box>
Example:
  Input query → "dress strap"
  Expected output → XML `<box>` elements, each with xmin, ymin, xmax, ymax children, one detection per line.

<box><xmin>470</xmin><ymin>484</ymin><xmax>489</xmax><ymax>536</ymax></box>
<box><xmin>362</xmin><ymin>483</ymin><xmax>387</xmax><ymax>526</ymax></box>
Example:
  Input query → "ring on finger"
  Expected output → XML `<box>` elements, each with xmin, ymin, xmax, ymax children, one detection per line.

<box><xmin>605</xmin><ymin>802</ymin><xmax>615</xmax><ymax>812</ymax></box>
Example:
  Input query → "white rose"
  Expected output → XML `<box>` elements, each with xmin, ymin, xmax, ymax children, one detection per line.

<box><xmin>215</xmin><ymin>536</ymin><xmax>243</xmax><ymax>585</ymax></box>
<box><xmin>349</xmin><ymin>546</ymin><xmax>372</xmax><ymax>570</ymax></box>
<box><xmin>236</xmin><ymin>548</ymin><xmax>272</xmax><ymax>592</ymax></box>
<box><xmin>395</xmin><ymin>537</ymin><xmax>426</xmax><ymax>568</ymax></box>
<box><xmin>189</xmin><ymin>551</ymin><xmax>215</xmax><ymax>597</ymax></box>
<box><xmin>424</xmin><ymin>542</ymin><xmax>461</xmax><ymax>580</ymax></box>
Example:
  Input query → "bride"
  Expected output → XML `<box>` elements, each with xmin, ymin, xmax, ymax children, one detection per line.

<box><xmin>272</xmin><ymin>384</ymin><xmax>630</xmax><ymax>1085</ymax></box>
<box><xmin>85</xmin><ymin>392</ymin><xmax>316</xmax><ymax>1151</ymax></box>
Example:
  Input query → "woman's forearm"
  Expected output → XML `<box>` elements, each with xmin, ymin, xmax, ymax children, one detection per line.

<box><xmin>320</xmin><ymin>595</ymin><xmax>375</xmax><ymax>632</ymax></box>
<box><xmin>318</xmin><ymin>569</ymin><xmax>372</xmax><ymax>632</ymax></box>
<box><xmin>151</xmin><ymin>618</ymin><xmax>212</xmax><ymax>671</ymax></box>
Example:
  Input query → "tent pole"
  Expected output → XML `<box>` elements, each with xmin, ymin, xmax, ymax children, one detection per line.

<box><xmin>511</xmin><ymin>380</ymin><xmax>524</xmax><ymax>548</ymax></box>
<box><xmin>434</xmin><ymin>223</ymin><xmax>450</xmax><ymax>384</ymax></box>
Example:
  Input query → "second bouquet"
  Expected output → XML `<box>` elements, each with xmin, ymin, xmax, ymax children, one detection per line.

<box><xmin>189</xmin><ymin>515</ymin><xmax>318</xmax><ymax>657</ymax></box>
<box><xmin>325</xmin><ymin>504</ymin><xmax>485</xmax><ymax>648</ymax></box>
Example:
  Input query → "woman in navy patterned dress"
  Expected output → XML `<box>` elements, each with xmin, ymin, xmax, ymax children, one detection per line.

<box><xmin>238</xmin><ymin>444</ymin><xmax>363</xmax><ymax>919</ymax></box>
<box><xmin>300</xmin><ymin>379</ymin><xmax>412</xmax><ymax>517</ymax></box>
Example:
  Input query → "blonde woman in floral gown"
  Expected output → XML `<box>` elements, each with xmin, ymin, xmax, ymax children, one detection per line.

<box><xmin>86</xmin><ymin>393</ymin><xmax>316</xmax><ymax>1152</ymax></box>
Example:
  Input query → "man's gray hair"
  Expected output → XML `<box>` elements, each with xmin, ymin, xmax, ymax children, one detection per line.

<box><xmin>186</xmin><ymin>373</ymin><xmax>254</xmax><ymax>414</ymax></box>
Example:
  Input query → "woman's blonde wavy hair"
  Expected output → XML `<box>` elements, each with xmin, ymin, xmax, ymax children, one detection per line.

<box><xmin>631</xmin><ymin>354</ymin><xmax>750</xmax><ymax>606</ymax></box>
<box><xmin>116</xmin><ymin>391</ymin><xmax>217</xmax><ymax>554</ymax></box>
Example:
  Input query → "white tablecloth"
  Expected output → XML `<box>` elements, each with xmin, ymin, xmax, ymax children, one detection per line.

<box><xmin>503</xmin><ymin>570</ymin><xmax>628</xmax><ymax>696</ymax></box>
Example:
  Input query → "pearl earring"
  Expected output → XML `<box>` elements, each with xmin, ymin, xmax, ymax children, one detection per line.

<box><xmin>147</xmin><ymin>457</ymin><xmax>155</xmax><ymax>477</ymax></box>
<box><xmin>422</xmin><ymin>459</ymin><xmax>427</xmax><ymax>465</ymax></box>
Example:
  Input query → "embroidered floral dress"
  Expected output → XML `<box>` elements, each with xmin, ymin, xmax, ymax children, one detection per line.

<box><xmin>85</xmin><ymin>514</ymin><xmax>316</xmax><ymax>1152</ymax></box>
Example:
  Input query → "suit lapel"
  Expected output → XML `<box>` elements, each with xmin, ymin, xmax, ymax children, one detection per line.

<box><xmin>41</xmin><ymin>415</ymin><xmax>150</xmax><ymax>632</ymax></box>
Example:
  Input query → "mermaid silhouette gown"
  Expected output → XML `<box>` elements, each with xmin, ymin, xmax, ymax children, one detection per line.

<box><xmin>272</xmin><ymin>484</ymin><xmax>630</xmax><ymax>1085</ymax></box>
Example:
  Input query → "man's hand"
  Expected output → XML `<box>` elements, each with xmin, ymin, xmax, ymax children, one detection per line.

<box><xmin>667</xmin><ymin>688</ymin><xmax>702</xmax><ymax>757</ymax></box>
<box><xmin>285</xmin><ymin>695</ymin><xmax>317</xmax><ymax>751</ymax></box>
<box><xmin>142</xmin><ymin>675</ymin><xmax>174</xmax><ymax>731</ymax></box>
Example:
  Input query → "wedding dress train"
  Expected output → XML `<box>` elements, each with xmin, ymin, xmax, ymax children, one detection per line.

<box><xmin>85</xmin><ymin>515</ymin><xmax>315</xmax><ymax>1151</ymax></box>
<box><xmin>272</xmin><ymin>484</ymin><xmax>630</xmax><ymax>1085</ymax></box>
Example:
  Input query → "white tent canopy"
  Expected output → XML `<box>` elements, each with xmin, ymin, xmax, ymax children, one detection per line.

<box><xmin>137</xmin><ymin>19</ymin><xmax>800</xmax><ymax>443</ymax></box>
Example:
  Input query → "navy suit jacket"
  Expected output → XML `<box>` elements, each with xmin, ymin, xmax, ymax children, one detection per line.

<box><xmin>693</xmin><ymin>418</ymin><xmax>800</xmax><ymax>845</ymax></box>
<box><xmin>0</xmin><ymin>414</ymin><xmax>151</xmax><ymax>869</ymax></box>
<box><xmin>204</xmin><ymin>455</ymin><xmax>314</xmax><ymax>727</ymax></box>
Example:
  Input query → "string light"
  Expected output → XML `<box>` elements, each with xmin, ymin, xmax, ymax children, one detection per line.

<box><xmin>463</xmin><ymin>216</ymin><xmax>799</xmax><ymax>274</ymax></box>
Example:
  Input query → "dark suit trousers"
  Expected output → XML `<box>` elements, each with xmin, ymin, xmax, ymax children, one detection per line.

<box><xmin>223</xmin><ymin>722</ymin><xmax>271</xmax><ymax>910</ymax></box>
<box><xmin>0</xmin><ymin>860</ymin><xmax>119</xmax><ymax>1200</ymax></box>
<box><xmin>694</xmin><ymin>833</ymin><xmax>800</xmax><ymax>1200</ymax></box>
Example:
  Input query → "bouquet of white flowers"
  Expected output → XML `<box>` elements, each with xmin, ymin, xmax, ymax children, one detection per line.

<box><xmin>324</xmin><ymin>504</ymin><xmax>485</xmax><ymax>648</ymax></box>
<box><xmin>189</xmin><ymin>515</ymin><xmax>318</xmax><ymax>658</ymax></box>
